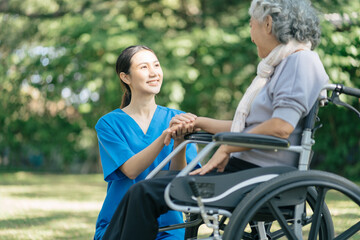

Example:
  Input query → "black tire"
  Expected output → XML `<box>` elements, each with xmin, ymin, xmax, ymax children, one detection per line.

<box><xmin>184</xmin><ymin>214</ymin><xmax>228</xmax><ymax>239</ymax></box>
<box><xmin>184</xmin><ymin>213</ymin><xmax>203</xmax><ymax>239</ymax></box>
<box><xmin>223</xmin><ymin>170</ymin><xmax>360</xmax><ymax>240</ymax></box>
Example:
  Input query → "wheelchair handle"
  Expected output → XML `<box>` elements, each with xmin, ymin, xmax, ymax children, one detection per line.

<box><xmin>324</xmin><ymin>84</ymin><xmax>360</xmax><ymax>119</ymax></box>
<box><xmin>341</xmin><ymin>85</ymin><xmax>360</xmax><ymax>98</ymax></box>
<box><xmin>325</xmin><ymin>83</ymin><xmax>360</xmax><ymax>98</ymax></box>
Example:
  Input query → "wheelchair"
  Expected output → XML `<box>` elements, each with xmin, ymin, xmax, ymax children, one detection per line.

<box><xmin>146</xmin><ymin>83</ymin><xmax>360</xmax><ymax>240</ymax></box>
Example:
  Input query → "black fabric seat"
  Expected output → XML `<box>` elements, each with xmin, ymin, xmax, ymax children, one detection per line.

<box><xmin>169</xmin><ymin>166</ymin><xmax>297</xmax><ymax>209</ymax></box>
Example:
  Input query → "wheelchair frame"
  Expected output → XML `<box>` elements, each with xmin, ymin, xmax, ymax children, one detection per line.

<box><xmin>146</xmin><ymin>83</ymin><xmax>360</xmax><ymax>240</ymax></box>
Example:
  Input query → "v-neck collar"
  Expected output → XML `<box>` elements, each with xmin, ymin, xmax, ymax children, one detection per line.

<box><xmin>118</xmin><ymin>105</ymin><xmax>160</xmax><ymax>137</ymax></box>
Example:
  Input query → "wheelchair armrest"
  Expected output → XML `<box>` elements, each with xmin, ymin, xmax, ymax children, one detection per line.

<box><xmin>213</xmin><ymin>132</ymin><xmax>290</xmax><ymax>149</ymax></box>
<box><xmin>184</xmin><ymin>132</ymin><xmax>213</xmax><ymax>142</ymax></box>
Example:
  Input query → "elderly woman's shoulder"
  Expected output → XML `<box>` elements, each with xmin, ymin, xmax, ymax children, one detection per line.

<box><xmin>288</xmin><ymin>50</ymin><xmax>322</xmax><ymax>63</ymax></box>
<box><xmin>278</xmin><ymin>50</ymin><xmax>325</xmax><ymax>73</ymax></box>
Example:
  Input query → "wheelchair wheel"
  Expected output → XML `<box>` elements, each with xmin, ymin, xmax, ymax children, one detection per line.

<box><xmin>184</xmin><ymin>214</ymin><xmax>228</xmax><ymax>239</ymax></box>
<box><xmin>184</xmin><ymin>213</ymin><xmax>203</xmax><ymax>239</ymax></box>
<box><xmin>223</xmin><ymin>170</ymin><xmax>360</xmax><ymax>240</ymax></box>
<box><xmin>186</xmin><ymin>187</ymin><xmax>333</xmax><ymax>239</ymax></box>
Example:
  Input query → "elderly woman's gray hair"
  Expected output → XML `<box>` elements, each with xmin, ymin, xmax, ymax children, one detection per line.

<box><xmin>249</xmin><ymin>0</ymin><xmax>321</xmax><ymax>49</ymax></box>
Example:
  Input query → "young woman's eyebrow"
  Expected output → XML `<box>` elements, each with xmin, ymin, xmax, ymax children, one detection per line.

<box><xmin>136</xmin><ymin>60</ymin><xmax>159</xmax><ymax>67</ymax></box>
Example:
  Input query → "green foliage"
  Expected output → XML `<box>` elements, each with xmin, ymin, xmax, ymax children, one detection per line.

<box><xmin>0</xmin><ymin>0</ymin><xmax>359</xmax><ymax>176</ymax></box>
<box><xmin>311</xmin><ymin>2</ymin><xmax>360</xmax><ymax>179</ymax></box>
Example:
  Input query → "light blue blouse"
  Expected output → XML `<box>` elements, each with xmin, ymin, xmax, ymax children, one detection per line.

<box><xmin>94</xmin><ymin>105</ymin><xmax>198</xmax><ymax>240</ymax></box>
<box><xmin>235</xmin><ymin>50</ymin><xmax>329</xmax><ymax>167</ymax></box>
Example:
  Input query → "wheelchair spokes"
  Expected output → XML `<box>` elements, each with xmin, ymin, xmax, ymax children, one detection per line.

<box><xmin>223</xmin><ymin>170</ymin><xmax>360</xmax><ymax>240</ymax></box>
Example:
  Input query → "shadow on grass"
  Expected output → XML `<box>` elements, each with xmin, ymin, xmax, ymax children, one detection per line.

<box><xmin>0</xmin><ymin>213</ymin><xmax>97</xmax><ymax>240</ymax></box>
<box><xmin>0</xmin><ymin>171</ymin><xmax>105</xmax><ymax>186</ymax></box>
<box><xmin>7</xmin><ymin>185</ymin><xmax>105</xmax><ymax>201</ymax></box>
<box><xmin>0</xmin><ymin>171</ymin><xmax>106</xmax><ymax>201</ymax></box>
<box><xmin>332</xmin><ymin>213</ymin><xmax>360</xmax><ymax>220</ymax></box>
<box><xmin>0</xmin><ymin>172</ymin><xmax>104</xmax><ymax>239</ymax></box>
<box><xmin>0</xmin><ymin>211</ymin><xmax>98</xmax><ymax>229</ymax></box>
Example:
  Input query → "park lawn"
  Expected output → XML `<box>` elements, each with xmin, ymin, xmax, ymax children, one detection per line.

<box><xmin>1</xmin><ymin>171</ymin><xmax>360</xmax><ymax>240</ymax></box>
<box><xmin>0</xmin><ymin>171</ymin><xmax>106</xmax><ymax>240</ymax></box>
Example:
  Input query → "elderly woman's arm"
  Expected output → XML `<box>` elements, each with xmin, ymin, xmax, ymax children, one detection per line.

<box><xmin>190</xmin><ymin>117</ymin><xmax>294</xmax><ymax>175</ymax></box>
<box><xmin>194</xmin><ymin>117</ymin><xmax>233</xmax><ymax>134</ymax></box>
<box><xmin>169</xmin><ymin>113</ymin><xmax>233</xmax><ymax>134</ymax></box>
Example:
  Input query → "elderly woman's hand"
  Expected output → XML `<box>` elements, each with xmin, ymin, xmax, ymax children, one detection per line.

<box><xmin>169</xmin><ymin>113</ymin><xmax>197</xmax><ymax>128</ymax></box>
<box><xmin>190</xmin><ymin>145</ymin><xmax>231</xmax><ymax>175</ymax></box>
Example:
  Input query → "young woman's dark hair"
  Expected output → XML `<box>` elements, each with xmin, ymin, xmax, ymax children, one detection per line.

<box><xmin>115</xmin><ymin>45</ymin><xmax>155</xmax><ymax>108</ymax></box>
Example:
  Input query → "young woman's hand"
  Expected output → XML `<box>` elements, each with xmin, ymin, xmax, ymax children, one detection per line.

<box><xmin>170</xmin><ymin>122</ymin><xmax>195</xmax><ymax>143</ymax></box>
<box><xmin>163</xmin><ymin>128</ymin><xmax>173</xmax><ymax>146</ymax></box>
<box><xmin>164</xmin><ymin>113</ymin><xmax>199</xmax><ymax>145</ymax></box>
<box><xmin>163</xmin><ymin>122</ymin><xmax>194</xmax><ymax>146</ymax></box>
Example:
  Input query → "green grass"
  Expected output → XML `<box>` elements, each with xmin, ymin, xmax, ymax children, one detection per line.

<box><xmin>0</xmin><ymin>171</ymin><xmax>106</xmax><ymax>240</ymax></box>
<box><xmin>1</xmin><ymin>171</ymin><xmax>360</xmax><ymax>239</ymax></box>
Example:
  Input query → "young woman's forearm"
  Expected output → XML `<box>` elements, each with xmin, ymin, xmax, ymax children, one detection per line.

<box><xmin>195</xmin><ymin>117</ymin><xmax>232</xmax><ymax>134</ymax></box>
<box><xmin>119</xmin><ymin>131</ymin><xmax>168</xmax><ymax>179</ymax></box>
<box><xmin>169</xmin><ymin>140</ymin><xmax>187</xmax><ymax>170</ymax></box>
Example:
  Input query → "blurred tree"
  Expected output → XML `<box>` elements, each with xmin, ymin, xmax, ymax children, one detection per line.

<box><xmin>0</xmin><ymin>0</ymin><xmax>359</xmax><ymax>177</ymax></box>
<box><xmin>311</xmin><ymin>1</ymin><xmax>360</xmax><ymax>179</ymax></box>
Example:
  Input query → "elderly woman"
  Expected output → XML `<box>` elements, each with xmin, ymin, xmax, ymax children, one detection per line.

<box><xmin>101</xmin><ymin>0</ymin><xmax>329</xmax><ymax>239</ymax></box>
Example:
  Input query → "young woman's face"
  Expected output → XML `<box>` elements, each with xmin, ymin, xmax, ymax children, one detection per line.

<box><xmin>126</xmin><ymin>50</ymin><xmax>163</xmax><ymax>95</ymax></box>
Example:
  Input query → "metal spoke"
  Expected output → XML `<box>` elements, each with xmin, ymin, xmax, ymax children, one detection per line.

<box><xmin>334</xmin><ymin>221</ymin><xmax>360</xmax><ymax>240</ymax></box>
<box><xmin>308</xmin><ymin>187</ymin><xmax>328</xmax><ymax>240</ymax></box>
<box><xmin>267</xmin><ymin>200</ymin><xmax>298</xmax><ymax>239</ymax></box>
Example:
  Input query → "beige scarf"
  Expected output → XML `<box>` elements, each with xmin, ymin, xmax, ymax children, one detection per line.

<box><xmin>230</xmin><ymin>40</ymin><xmax>311</xmax><ymax>132</ymax></box>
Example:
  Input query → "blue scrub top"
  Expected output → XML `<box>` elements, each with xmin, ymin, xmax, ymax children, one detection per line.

<box><xmin>94</xmin><ymin>105</ymin><xmax>198</xmax><ymax>240</ymax></box>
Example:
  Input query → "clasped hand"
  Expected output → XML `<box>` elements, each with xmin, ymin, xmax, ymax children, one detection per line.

<box><xmin>163</xmin><ymin>113</ymin><xmax>232</xmax><ymax>176</ymax></box>
<box><xmin>163</xmin><ymin>113</ymin><xmax>198</xmax><ymax>146</ymax></box>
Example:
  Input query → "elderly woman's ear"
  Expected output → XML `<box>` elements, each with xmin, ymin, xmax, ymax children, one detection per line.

<box><xmin>264</xmin><ymin>15</ymin><xmax>273</xmax><ymax>34</ymax></box>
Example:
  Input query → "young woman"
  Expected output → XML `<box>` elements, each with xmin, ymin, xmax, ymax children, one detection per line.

<box><xmin>100</xmin><ymin>0</ymin><xmax>329</xmax><ymax>239</ymax></box>
<box><xmin>93</xmin><ymin>45</ymin><xmax>198</xmax><ymax>240</ymax></box>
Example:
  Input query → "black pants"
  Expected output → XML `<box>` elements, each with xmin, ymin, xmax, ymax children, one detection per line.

<box><xmin>102</xmin><ymin>157</ymin><xmax>258</xmax><ymax>240</ymax></box>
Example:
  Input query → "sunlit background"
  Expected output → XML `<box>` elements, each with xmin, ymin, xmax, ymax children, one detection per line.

<box><xmin>0</xmin><ymin>0</ymin><xmax>359</xmax><ymax>178</ymax></box>
<box><xmin>1</xmin><ymin>1</ymin><xmax>360</xmax><ymax>239</ymax></box>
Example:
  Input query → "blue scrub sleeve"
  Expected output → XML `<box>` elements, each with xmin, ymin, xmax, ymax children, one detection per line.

<box><xmin>96</xmin><ymin>126</ymin><xmax>135</xmax><ymax>182</ymax></box>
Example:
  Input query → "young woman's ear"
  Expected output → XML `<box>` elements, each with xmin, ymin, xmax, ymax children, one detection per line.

<box><xmin>120</xmin><ymin>72</ymin><xmax>131</xmax><ymax>85</ymax></box>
